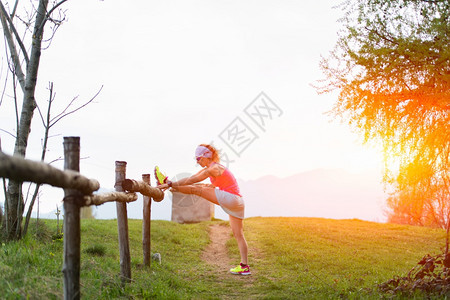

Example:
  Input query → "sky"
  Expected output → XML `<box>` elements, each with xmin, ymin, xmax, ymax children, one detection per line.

<box><xmin>0</xmin><ymin>0</ymin><xmax>387</xmax><ymax>220</ymax></box>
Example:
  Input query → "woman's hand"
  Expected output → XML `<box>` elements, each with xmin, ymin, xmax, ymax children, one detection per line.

<box><xmin>157</xmin><ymin>183</ymin><xmax>170</xmax><ymax>191</ymax></box>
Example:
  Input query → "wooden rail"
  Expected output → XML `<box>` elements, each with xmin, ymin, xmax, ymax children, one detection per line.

<box><xmin>0</xmin><ymin>150</ymin><xmax>99</xmax><ymax>195</ymax></box>
<box><xmin>83</xmin><ymin>192</ymin><xmax>137</xmax><ymax>206</ymax></box>
<box><xmin>122</xmin><ymin>178</ymin><xmax>164</xmax><ymax>202</ymax></box>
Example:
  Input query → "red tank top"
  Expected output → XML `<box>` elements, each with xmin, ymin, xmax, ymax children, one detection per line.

<box><xmin>209</xmin><ymin>165</ymin><xmax>241</xmax><ymax>196</ymax></box>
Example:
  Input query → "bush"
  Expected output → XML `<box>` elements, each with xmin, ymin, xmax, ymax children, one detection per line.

<box><xmin>52</xmin><ymin>232</ymin><xmax>63</xmax><ymax>241</ymax></box>
<box><xmin>28</xmin><ymin>220</ymin><xmax>52</xmax><ymax>242</ymax></box>
<box><xmin>84</xmin><ymin>244</ymin><xmax>106</xmax><ymax>256</ymax></box>
<box><xmin>379</xmin><ymin>252</ymin><xmax>450</xmax><ymax>297</ymax></box>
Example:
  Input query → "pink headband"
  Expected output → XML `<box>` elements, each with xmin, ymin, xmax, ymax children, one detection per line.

<box><xmin>195</xmin><ymin>145</ymin><xmax>212</xmax><ymax>158</ymax></box>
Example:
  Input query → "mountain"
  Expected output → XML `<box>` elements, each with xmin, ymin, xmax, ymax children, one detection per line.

<box><xmin>233</xmin><ymin>169</ymin><xmax>387</xmax><ymax>222</ymax></box>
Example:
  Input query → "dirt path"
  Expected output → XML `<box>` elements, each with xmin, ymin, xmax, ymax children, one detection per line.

<box><xmin>202</xmin><ymin>224</ymin><xmax>257</xmax><ymax>281</ymax></box>
<box><xmin>201</xmin><ymin>224</ymin><xmax>232</xmax><ymax>272</ymax></box>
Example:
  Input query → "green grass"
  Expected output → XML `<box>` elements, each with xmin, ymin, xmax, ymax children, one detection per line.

<box><xmin>0</xmin><ymin>217</ymin><xmax>447</xmax><ymax>299</ymax></box>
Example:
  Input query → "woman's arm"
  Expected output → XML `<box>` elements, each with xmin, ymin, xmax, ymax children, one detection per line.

<box><xmin>157</xmin><ymin>168</ymin><xmax>210</xmax><ymax>190</ymax></box>
<box><xmin>171</xmin><ymin>168</ymin><xmax>209</xmax><ymax>187</ymax></box>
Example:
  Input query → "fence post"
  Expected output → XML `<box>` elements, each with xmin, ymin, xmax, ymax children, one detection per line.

<box><xmin>62</xmin><ymin>137</ymin><xmax>82</xmax><ymax>300</ymax></box>
<box><xmin>142</xmin><ymin>174</ymin><xmax>151</xmax><ymax>266</ymax></box>
<box><xmin>115</xmin><ymin>161</ymin><xmax>131</xmax><ymax>282</ymax></box>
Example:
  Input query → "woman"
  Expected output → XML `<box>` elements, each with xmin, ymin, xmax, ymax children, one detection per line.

<box><xmin>155</xmin><ymin>144</ymin><xmax>250</xmax><ymax>275</ymax></box>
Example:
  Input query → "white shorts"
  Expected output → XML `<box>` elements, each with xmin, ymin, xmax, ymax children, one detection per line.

<box><xmin>215</xmin><ymin>189</ymin><xmax>245</xmax><ymax>219</ymax></box>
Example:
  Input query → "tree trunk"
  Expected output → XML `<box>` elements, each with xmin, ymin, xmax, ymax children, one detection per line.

<box><xmin>5</xmin><ymin>0</ymin><xmax>49</xmax><ymax>240</ymax></box>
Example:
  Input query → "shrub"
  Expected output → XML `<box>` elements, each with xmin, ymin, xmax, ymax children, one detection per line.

<box><xmin>84</xmin><ymin>244</ymin><xmax>106</xmax><ymax>256</ymax></box>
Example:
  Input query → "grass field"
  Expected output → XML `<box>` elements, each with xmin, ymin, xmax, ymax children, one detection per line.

<box><xmin>0</xmin><ymin>217</ymin><xmax>447</xmax><ymax>299</ymax></box>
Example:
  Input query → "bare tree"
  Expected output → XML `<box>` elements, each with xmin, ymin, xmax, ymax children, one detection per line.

<box><xmin>0</xmin><ymin>0</ymin><xmax>99</xmax><ymax>240</ymax></box>
<box><xmin>21</xmin><ymin>83</ymin><xmax>101</xmax><ymax>236</ymax></box>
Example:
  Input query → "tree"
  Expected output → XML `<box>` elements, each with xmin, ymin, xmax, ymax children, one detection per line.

<box><xmin>0</xmin><ymin>0</ymin><xmax>98</xmax><ymax>240</ymax></box>
<box><xmin>1</xmin><ymin>0</ymin><xmax>54</xmax><ymax>240</ymax></box>
<box><xmin>318</xmin><ymin>0</ymin><xmax>450</xmax><ymax>227</ymax></box>
<box><xmin>385</xmin><ymin>157</ymin><xmax>450</xmax><ymax>229</ymax></box>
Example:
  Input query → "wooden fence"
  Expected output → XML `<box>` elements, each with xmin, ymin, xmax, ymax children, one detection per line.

<box><xmin>0</xmin><ymin>136</ymin><xmax>164</xmax><ymax>299</ymax></box>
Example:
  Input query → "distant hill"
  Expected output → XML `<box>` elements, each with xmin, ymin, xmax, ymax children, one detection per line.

<box><xmin>235</xmin><ymin>169</ymin><xmax>387</xmax><ymax>222</ymax></box>
<box><xmin>37</xmin><ymin>169</ymin><xmax>388</xmax><ymax>222</ymax></box>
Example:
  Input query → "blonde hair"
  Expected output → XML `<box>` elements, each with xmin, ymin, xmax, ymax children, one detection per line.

<box><xmin>199</xmin><ymin>144</ymin><xmax>220</xmax><ymax>163</ymax></box>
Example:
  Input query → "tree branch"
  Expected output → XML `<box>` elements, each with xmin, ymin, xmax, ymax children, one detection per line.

<box><xmin>50</xmin><ymin>85</ymin><xmax>103</xmax><ymax>128</ymax></box>
<box><xmin>0</xmin><ymin>1</ymin><xmax>30</xmax><ymax>65</ymax></box>
<box><xmin>10</xmin><ymin>0</ymin><xmax>18</xmax><ymax>19</ymax></box>
<box><xmin>38</xmin><ymin>0</ymin><xmax>68</xmax><ymax>32</ymax></box>
<box><xmin>23</xmin><ymin>81</ymin><xmax>55</xmax><ymax>236</ymax></box>
<box><xmin>0</xmin><ymin>1</ymin><xmax>26</xmax><ymax>91</ymax></box>
<box><xmin>0</xmin><ymin>128</ymin><xmax>16</xmax><ymax>139</ymax></box>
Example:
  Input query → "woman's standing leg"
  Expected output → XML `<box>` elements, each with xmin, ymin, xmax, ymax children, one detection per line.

<box><xmin>229</xmin><ymin>215</ymin><xmax>248</xmax><ymax>265</ymax></box>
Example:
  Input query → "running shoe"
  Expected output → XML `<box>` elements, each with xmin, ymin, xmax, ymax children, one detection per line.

<box><xmin>230</xmin><ymin>263</ymin><xmax>251</xmax><ymax>275</ymax></box>
<box><xmin>154</xmin><ymin>166</ymin><xmax>168</xmax><ymax>186</ymax></box>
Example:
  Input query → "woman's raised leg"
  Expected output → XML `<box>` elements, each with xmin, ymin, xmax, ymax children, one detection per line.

<box><xmin>172</xmin><ymin>185</ymin><xmax>219</xmax><ymax>205</ymax></box>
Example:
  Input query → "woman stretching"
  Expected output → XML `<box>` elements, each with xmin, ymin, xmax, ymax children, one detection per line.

<box><xmin>155</xmin><ymin>144</ymin><xmax>250</xmax><ymax>275</ymax></box>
